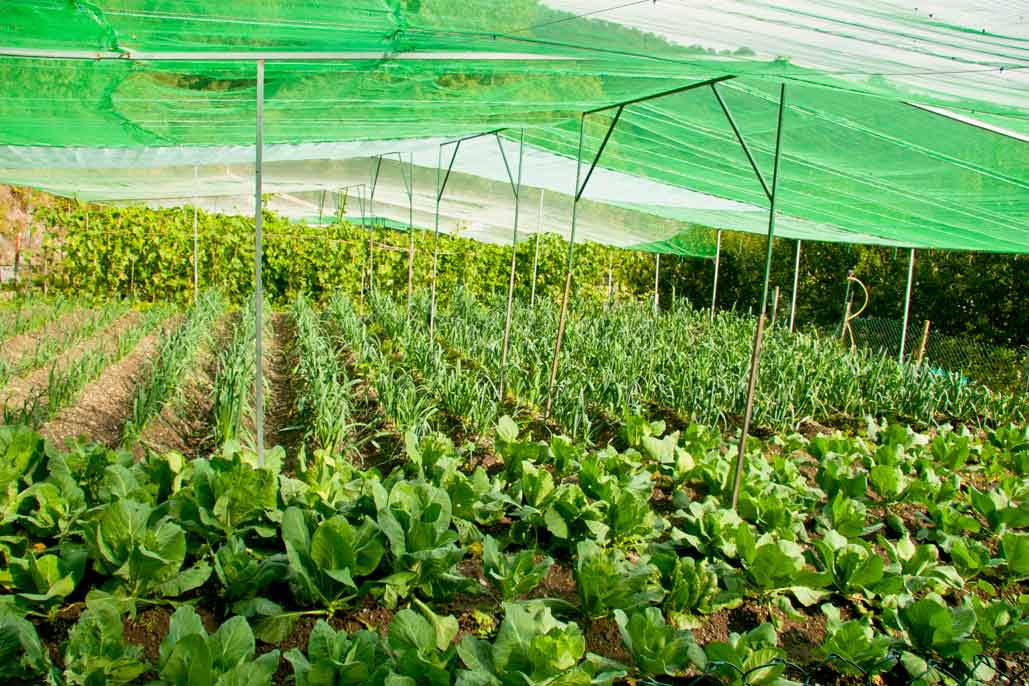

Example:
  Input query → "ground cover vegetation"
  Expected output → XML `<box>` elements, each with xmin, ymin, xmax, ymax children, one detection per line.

<box><xmin>0</xmin><ymin>288</ymin><xmax>1026</xmax><ymax>685</ymax></box>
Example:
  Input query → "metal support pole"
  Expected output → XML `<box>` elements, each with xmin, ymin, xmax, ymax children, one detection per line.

<box><xmin>899</xmin><ymin>248</ymin><xmax>916</xmax><ymax>364</ymax></box>
<box><xmin>606</xmin><ymin>253</ymin><xmax>614</xmax><ymax>305</ymax></box>
<box><xmin>789</xmin><ymin>239</ymin><xmax>801</xmax><ymax>332</ymax></box>
<box><xmin>710</xmin><ymin>230</ymin><xmax>721</xmax><ymax>320</ymax></box>
<box><xmin>530</xmin><ymin>192</ymin><xmax>543</xmax><ymax>307</ymax></box>
<box><xmin>401</xmin><ymin>153</ymin><xmax>415</xmax><ymax>317</ymax></box>
<box><xmin>318</xmin><ymin>189</ymin><xmax>325</xmax><ymax>226</ymax></box>
<box><xmin>499</xmin><ymin>131</ymin><xmax>525</xmax><ymax>402</ymax></box>
<box><xmin>730</xmin><ymin>83</ymin><xmax>786</xmax><ymax>510</ymax></box>
<box><xmin>253</xmin><ymin>59</ymin><xmax>266</xmax><ymax>466</ymax></box>
<box><xmin>770</xmin><ymin>286</ymin><xmax>780</xmax><ymax>329</ymax></box>
<box><xmin>654</xmin><ymin>254</ymin><xmax>661</xmax><ymax>313</ymax></box>
<box><xmin>192</xmin><ymin>166</ymin><xmax>199</xmax><ymax>306</ymax></box>
<box><xmin>545</xmin><ymin>116</ymin><xmax>586</xmax><ymax>417</ymax></box>
<box><xmin>368</xmin><ymin>156</ymin><xmax>382</xmax><ymax>294</ymax></box>
<box><xmin>429</xmin><ymin>143</ymin><xmax>461</xmax><ymax>337</ymax></box>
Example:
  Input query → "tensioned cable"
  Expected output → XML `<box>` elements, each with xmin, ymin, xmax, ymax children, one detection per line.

<box><xmin>507</xmin><ymin>0</ymin><xmax>656</xmax><ymax>34</ymax></box>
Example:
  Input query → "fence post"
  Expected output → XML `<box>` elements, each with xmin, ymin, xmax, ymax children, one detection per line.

<box><xmin>915</xmin><ymin>320</ymin><xmax>931</xmax><ymax>369</ymax></box>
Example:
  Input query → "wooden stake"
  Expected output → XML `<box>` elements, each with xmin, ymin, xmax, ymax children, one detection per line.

<box><xmin>915</xmin><ymin>320</ymin><xmax>931</xmax><ymax>369</ymax></box>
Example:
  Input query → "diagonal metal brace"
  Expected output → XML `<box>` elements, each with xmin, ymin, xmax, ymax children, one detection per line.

<box><xmin>711</xmin><ymin>82</ymin><xmax>772</xmax><ymax>202</ymax></box>
<box><xmin>495</xmin><ymin>133</ymin><xmax>520</xmax><ymax>199</ymax></box>
<box><xmin>576</xmin><ymin>104</ymin><xmax>623</xmax><ymax>202</ymax></box>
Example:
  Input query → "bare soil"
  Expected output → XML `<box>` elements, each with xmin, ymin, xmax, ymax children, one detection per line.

<box><xmin>264</xmin><ymin>312</ymin><xmax>304</xmax><ymax>467</ymax></box>
<box><xmin>41</xmin><ymin>321</ymin><xmax>167</xmax><ymax>448</ymax></box>
<box><xmin>0</xmin><ymin>306</ymin><xmax>92</xmax><ymax>369</ymax></box>
<box><xmin>0</xmin><ymin>311</ymin><xmax>140</xmax><ymax>413</ymax></box>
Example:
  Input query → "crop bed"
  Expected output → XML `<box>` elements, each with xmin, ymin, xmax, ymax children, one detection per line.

<box><xmin>1</xmin><ymin>291</ymin><xmax>1027</xmax><ymax>686</ymax></box>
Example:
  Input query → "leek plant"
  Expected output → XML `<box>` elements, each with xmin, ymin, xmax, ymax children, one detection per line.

<box><xmin>121</xmin><ymin>291</ymin><xmax>225</xmax><ymax>445</ymax></box>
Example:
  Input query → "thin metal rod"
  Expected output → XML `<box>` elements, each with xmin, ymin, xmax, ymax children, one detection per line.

<box><xmin>789</xmin><ymin>240</ymin><xmax>801</xmax><ymax>332</ymax></box>
<box><xmin>730</xmin><ymin>83</ymin><xmax>786</xmax><ymax>511</ymax></box>
<box><xmin>710</xmin><ymin>230</ymin><xmax>721</xmax><ymax>320</ymax></box>
<box><xmin>584</xmin><ymin>74</ymin><xmax>734</xmax><ymax>115</ymax></box>
<box><xmin>731</xmin><ymin>314</ymin><xmax>765</xmax><ymax>510</ymax></box>
<box><xmin>545</xmin><ymin>115</ymin><xmax>586</xmax><ymax>417</ymax></box>
<box><xmin>606</xmin><ymin>253</ymin><xmax>614</xmax><ymax>305</ymax></box>
<box><xmin>254</xmin><ymin>59</ymin><xmax>266</xmax><ymax>466</ymax></box>
<box><xmin>577</xmin><ymin>105</ymin><xmax>623</xmax><ymax>201</ymax></box>
<box><xmin>368</xmin><ymin>156</ymin><xmax>383</xmax><ymax>294</ymax></box>
<box><xmin>429</xmin><ymin>144</ymin><xmax>461</xmax><ymax>337</ymax></box>
<box><xmin>900</xmin><ymin>248</ymin><xmax>916</xmax><ymax>364</ymax></box>
<box><xmin>530</xmin><ymin>193</ymin><xmax>543</xmax><ymax>307</ymax></box>
<box><xmin>499</xmin><ymin>130</ymin><xmax>525</xmax><ymax>402</ymax></box>
<box><xmin>402</xmin><ymin>152</ymin><xmax>416</xmax><ymax>317</ymax></box>
<box><xmin>318</xmin><ymin>189</ymin><xmax>326</xmax><ymax>225</ymax></box>
<box><xmin>653</xmin><ymin>253</ymin><xmax>661</xmax><ymax>313</ymax></box>
<box><xmin>192</xmin><ymin>166</ymin><xmax>199</xmax><ymax>306</ymax></box>
<box><xmin>0</xmin><ymin>47</ymin><xmax>568</xmax><ymax>62</ymax></box>
<box><xmin>711</xmin><ymin>83</ymin><xmax>772</xmax><ymax>201</ymax></box>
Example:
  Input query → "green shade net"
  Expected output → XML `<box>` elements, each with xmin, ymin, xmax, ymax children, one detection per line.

<box><xmin>0</xmin><ymin>1</ymin><xmax>1025</xmax><ymax>254</ymax></box>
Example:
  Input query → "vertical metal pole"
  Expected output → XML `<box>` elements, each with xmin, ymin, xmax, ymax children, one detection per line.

<box><xmin>770</xmin><ymin>286</ymin><xmax>780</xmax><ymax>329</ymax></box>
<box><xmin>730</xmin><ymin>83</ymin><xmax>786</xmax><ymax>510</ymax></box>
<box><xmin>545</xmin><ymin>116</ymin><xmax>585</xmax><ymax>417</ymax></box>
<box><xmin>318</xmin><ymin>189</ymin><xmax>326</xmax><ymax>226</ymax></box>
<box><xmin>899</xmin><ymin>248</ymin><xmax>915</xmax><ymax>364</ymax></box>
<box><xmin>530</xmin><ymin>191</ymin><xmax>543</xmax><ymax>307</ymax></box>
<box><xmin>788</xmin><ymin>239</ymin><xmax>801</xmax><ymax>332</ymax></box>
<box><xmin>405</xmin><ymin>153</ymin><xmax>415</xmax><ymax>317</ymax></box>
<box><xmin>653</xmin><ymin>253</ymin><xmax>661</xmax><ymax>313</ymax></box>
<box><xmin>429</xmin><ymin>147</ymin><xmax>443</xmax><ymax>338</ymax></box>
<box><xmin>253</xmin><ymin>59</ymin><xmax>266</xmax><ymax>466</ymax></box>
<box><xmin>606</xmin><ymin>253</ymin><xmax>614</xmax><ymax>305</ymax></box>
<box><xmin>368</xmin><ymin>157</ymin><xmax>382</xmax><ymax>294</ymax></box>
<box><xmin>499</xmin><ymin>131</ymin><xmax>525</xmax><ymax>402</ymax></box>
<box><xmin>710</xmin><ymin>229</ymin><xmax>721</xmax><ymax>320</ymax></box>
<box><xmin>192</xmin><ymin>166</ymin><xmax>199</xmax><ymax>306</ymax></box>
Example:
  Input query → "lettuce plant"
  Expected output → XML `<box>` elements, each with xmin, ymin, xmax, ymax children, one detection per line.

<box><xmin>575</xmin><ymin>540</ymin><xmax>663</xmax><ymax>619</ymax></box>
<box><xmin>456</xmin><ymin>601</ymin><xmax>624</xmax><ymax>686</ymax></box>
<box><xmin>0</xmin><ymin>607</ymin><xmax>55</xmax><ymax>684</ymax></box>
<box><xmin>282</xmin><ymin>506</ymin><xmax>384</xmax><ymax>613</ymax></box>
<box><xmin>153</xmin><ymin>606</ymin><xmax>280</xmax><ymax>686</ymax></box>
<box><xmin>482</xmin><ymin>535</ymin><xmax>552</xmax><ymax>601</ymax></box>
<box><xmin>62</xmin><ymin>598</ymin><xmax>147</xmax><ymax>686</ymax></box>
<box><xmin>84</xmin><ymin>499</ymin><xmax>210</xmax><ymax>599</ymax></box>
<box><xmin>614</xmin><ymin>607</ymin><xmax>699</xmax><ymax>676</ymax></box>
<box><xmin>285</xmin><ymin>620</ymin><xmax>393</xmax><ymax>686</ymax></box>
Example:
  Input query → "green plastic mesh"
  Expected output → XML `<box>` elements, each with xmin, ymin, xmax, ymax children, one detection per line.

<box><xmin>0</xmin><ymin>1</ymin><xmax>1025</xmax><ymax>254</ymax></box>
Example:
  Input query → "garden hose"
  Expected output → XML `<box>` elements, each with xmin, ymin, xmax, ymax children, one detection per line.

<box><xmin>841</xmin><ymin>274</ymin><xmax>869</xmax><ymax>352</ymax></box>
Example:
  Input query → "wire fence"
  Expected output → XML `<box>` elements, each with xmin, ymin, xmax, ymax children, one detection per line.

<box><xmin>837</xmin><ymin>316</ymin><xmax>1029</xmax><ymax>395</ymax></box>
<box><xmin>639</xmin><ymin>651</ymin><xmax>1029</xmax><ymax>685</ymax></box>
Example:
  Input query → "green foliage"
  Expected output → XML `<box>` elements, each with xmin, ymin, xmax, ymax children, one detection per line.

<box><xmin>62</xmin><ymin>598</ymin><xmax>147</xmax><ymax>686</ymax></box>
<box><xmin>819</xmin><ymin>605</ymin><xmax>894</xmax><ymax>677</ymax></box>
<box><xmin>574</xmin><ymin>540</ymin><xmax>663</xmax><ymax>619</ymax></box>
<box><xmin>692</xmin><ymin>623</ymin><xmax>791</xmax><ymax>686</ymax></box>
<box><xmin>456</xmin><ymin>601</ymin><xmax>624</xmax><ymax>686</ymax></box>
<box><xmin>481</xmin><ymin>535</ymin><xmax>552</xmax><ymax>601</ymax></box>
<box><xmin>84</xmin><ymin>499</ymin><xmax>211</xmax><ymax>599</ymax></box>
<box><xmin>0</xmin><ymin>607</ymin><xmax>54</xmax><ymax>684</ymax></box>
<box><xmin>285</xmin><ymin>620</ymin><xmax>393</xmax><ymax>686</ymax></box>
<box><xmin>154</xmin><ymin>606</ymin><xmax>280</xmax><ymax>686</ymax></box>
<box><xmin>614</xmin><ymin>607</ymin><xmax>699</xmax><ymax>676</ymax></box>
<box><xmin>282</xmin><ymin>506</ymin><xmax>385</xmax><ymax>613</ymax></box>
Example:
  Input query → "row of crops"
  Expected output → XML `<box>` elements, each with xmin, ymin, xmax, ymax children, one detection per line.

<box><xmin>1</xmin><ymin>409</ymin><xmax>1027</xmax><ymax>684</ymax></box>
<box><xmin>0</xmin><ymin>291</ymin><xmax>1027</xmax><ymax>685</ymax></box>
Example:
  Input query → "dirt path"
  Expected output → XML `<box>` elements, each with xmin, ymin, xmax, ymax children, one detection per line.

<box><xmin>0</xmin><ymin>311</ymin><xmax>141</xmax><ymax>415</ymax></box>
<box><xmin>263</xmin><ymin>312</ymin><xmax>303</xmax><ymax>463</ymax></box>
<box><xmin>136</xmin><ymin>313</ymin><xmax>234</xmax><ymax>459</ymax></box>
<box><xmin>41</xmin><ymin>324</ymin><xmax>166</xmax><ymax>449</ymax></box>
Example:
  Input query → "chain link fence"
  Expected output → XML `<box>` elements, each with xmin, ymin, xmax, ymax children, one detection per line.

<box><xmin>833</xmin><ymin>316</ymin><xmax>1029</xmax><ymax>395</ymax></box>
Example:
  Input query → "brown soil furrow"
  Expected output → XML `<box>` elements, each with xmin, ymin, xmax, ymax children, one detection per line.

<box><xmin>136</xmin><ymin>313</ymin><xmax>234</xmax><ymax>459</ymax></box>
<box><xmin>264</xmin><ymin>312</ymin><xmax>303</xmax><ymax>461</ymax></box>
<box><xmin>0</xmin><ymin>311</ymin><xmax>141</xmax><ymax>414</ymax></box>
<box><xmin>41</xmin><ymin>321</ymin><xmax>168</xmax><ymax>449</ymax></box>
<box><xmin>0</xmin><ymin>307</ymin><xmax>95</xmax><ymax>371</ymax></box>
